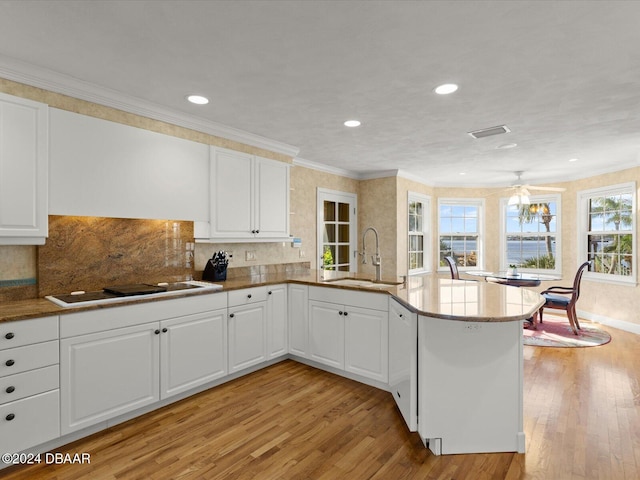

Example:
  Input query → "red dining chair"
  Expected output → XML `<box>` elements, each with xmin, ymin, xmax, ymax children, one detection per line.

<box><xmin>538</xmin><ymin>260</ymin><xmax>591</xmax><ymax>335</ymax></box>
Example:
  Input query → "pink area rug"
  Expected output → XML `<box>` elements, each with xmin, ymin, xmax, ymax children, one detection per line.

<box><xmin>523</xmin><ymin>314</ymin><xmax>611</xmax><ymax>348</ymax></box>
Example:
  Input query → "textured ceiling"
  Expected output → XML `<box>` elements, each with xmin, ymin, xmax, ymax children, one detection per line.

<box><xmin>0</xmin><ymin>0</ymin><xmax>639</xmax><ymax>187</ymax></box>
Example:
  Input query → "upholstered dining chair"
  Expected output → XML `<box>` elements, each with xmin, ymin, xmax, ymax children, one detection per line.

<box><xmin>444</xmin><ymin>256</ymin><xmax>460</xmax><ymax>279</ymax></box>
<box><xmin>538</xmin><ymin>260</ymin><xmax>592</xmax><ymax>335</ymax></box>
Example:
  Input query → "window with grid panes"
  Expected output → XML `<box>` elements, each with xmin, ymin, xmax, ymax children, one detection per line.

<box><xmin>438</xmin><ymin>200</ymin><xmax>483</xmax><ymax>269</ymax></box>
<box><xmin>579</xmin><ymin>183</ymin><xmax>635</xmax><ymax>283</ymax></box>
<box><xmin>409</xmin><ymin>193</ymin><xmax>430</xmax><ymax>273</ymax></box>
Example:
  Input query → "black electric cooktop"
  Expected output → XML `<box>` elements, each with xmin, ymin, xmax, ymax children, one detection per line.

<box><xmin>48</xmin><ymin>282</ymin><xmax>210</xmax><ymax>306</ymax></box>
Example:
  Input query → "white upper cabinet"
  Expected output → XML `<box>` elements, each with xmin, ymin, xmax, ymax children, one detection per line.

<box><xmin>0</xmin><ymin>93</ymin><xmax>48</xmax><ymax>245</ymax></box>
<box><xmin>201</xmin><ymin>146</ymin><xmax>290</xmax><ymax>241</ymax></box>
<box><xmin>254</xmin><ymin>157</ymin><xmax>289</xmax><ymax>238</ymax></box>
<box><xmin>49</xmin><ymin>109</ymin><xmax>209</xmax><ymax>221</ymax></box>
<box><xmin>209</xmin><ymin>148</ymin><xmax>254</xmax><ymax>237</ymax></box>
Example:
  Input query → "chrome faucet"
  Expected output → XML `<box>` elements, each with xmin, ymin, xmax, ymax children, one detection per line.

<box><xmin>361</xmin><ymin>227</ymin><xmax>382</xmax><ymax>281</ymax></box>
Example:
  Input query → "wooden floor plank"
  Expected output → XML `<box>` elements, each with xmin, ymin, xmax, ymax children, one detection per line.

<box><xmin>2</xmin><ymin>320</ymin><xmax>639</xmax><ymax>479</ymax></box>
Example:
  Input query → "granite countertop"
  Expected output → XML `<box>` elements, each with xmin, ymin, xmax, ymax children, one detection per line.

<box><xmin>0</xmin><ymin>270</ymin><xmax>543</xmax><ymax>324</ymax></box>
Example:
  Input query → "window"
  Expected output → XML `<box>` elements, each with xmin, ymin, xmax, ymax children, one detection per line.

<box><xmin>501</xmin><ymin>195</ymin><xmax>561</xmax><ymax>274</ymax></box>
<box><xmin>438</xmin><ymin>199</ymin><xmax>483</xmax><ymax>269</ymax></box>
<box><xmin>578</xmin><ymin>182</ymin><xmax>635</xmax><ymax>284</ymax></box>
<box><xmin>408</xmin><ymin>193</ymin><xmax>430</xmax><ymax>273</ymax></box>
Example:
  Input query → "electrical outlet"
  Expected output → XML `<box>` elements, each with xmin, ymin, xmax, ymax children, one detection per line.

<box><xmin>245</xmin><ymin>251</ymin><xmax>257</xmax><ymax>261</ymax></box>
<box><xmin>299</xmin><ymin>249</ymin><xmax>306</xmax><ymax>258</ymax></box>
<box><xmin>227</xmin><ymin>251</ymin><xmax>233</xmax><ymax>263</ymax></box>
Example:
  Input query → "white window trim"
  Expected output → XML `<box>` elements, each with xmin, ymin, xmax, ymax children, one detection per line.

<box><xmin>437</xmin><ymin>197</ymin><xmax>484</xmax><ymax>272</ymax></box>
<box><xmin>408</xmin><ymin>192</ymin><xmax>431</xmax><ymax>275</ymax></box>
<box><xmin>577</xmin><ymin>181</ymin><xmax>636</xmax><ymax>286</ymax></box>
<box><xmin>499</xmin><ymin>194</ymin><xmax>562</xmax><ymax>275</ymax></box>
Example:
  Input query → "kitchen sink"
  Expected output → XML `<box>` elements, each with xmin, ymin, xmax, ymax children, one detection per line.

<box><xmin>323</xmin><ymin>278</ymin><xmax>402</xmax><ymax>289</ymax></box>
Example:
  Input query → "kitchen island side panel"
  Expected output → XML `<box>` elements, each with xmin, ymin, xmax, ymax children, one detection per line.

<box><xmin>418</xmin><ymin>315</ymin><xmax>524</xmax><ymax>455</ymax></box>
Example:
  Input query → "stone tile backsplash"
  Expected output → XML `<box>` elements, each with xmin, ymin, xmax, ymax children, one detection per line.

<box><xmin>37</xmin><ymin>216</ymin><xmax>195</xmax><ymax>296</ymax></box>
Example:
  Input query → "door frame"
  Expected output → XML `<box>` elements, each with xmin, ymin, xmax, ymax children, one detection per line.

<box><xmin>317</xmin><ymin>188</ymin><xmax>358</xmax><ymax>273</ymax></box>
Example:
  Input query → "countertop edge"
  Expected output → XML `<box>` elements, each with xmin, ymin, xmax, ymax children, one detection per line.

<box><xmin>0</xmin><ymin>272</ymin><xmax>544</xmax><ymax>324</ymax></box>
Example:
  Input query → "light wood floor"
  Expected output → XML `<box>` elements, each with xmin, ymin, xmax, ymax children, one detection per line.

<box><xmin>3</xmin><ymin>320</ymin><xmax>639</xmax><ymax>480</ymax></box>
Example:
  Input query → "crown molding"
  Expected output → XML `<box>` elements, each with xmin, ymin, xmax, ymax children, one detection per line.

<box><xmin>396</xmin><ymin>169</ymin><xmax>434</xmax><ymax>186</ymax></box>
<box><xmin>293</xmin><ymin>159</ymin><xmax>437</xmax><ymax>186</ymax></box>
<box><xmin>293</xmin><ymin>157</ymin><xmax>362</xmax><ymax>179</ymax></box>
<box><xmin>0</xmin><ymin>54</ymin><xmax>300</xmax><ymax>158</ymax></box>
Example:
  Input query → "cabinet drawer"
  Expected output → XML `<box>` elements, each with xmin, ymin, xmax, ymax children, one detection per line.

<box><xmin>0</xmin><ymin>341</ymin><xmax>58</xmax><ymax>378</ymax></box>
<box><xmin>228</xmin><ymin>286</ymin><xmax>268</xmax><ymax>307</ymax></box>
<box><xmin>60</xmin><ymin>292</ymin><xmax>228</xmax><ymax>338</ymax></box>
<box><xmin>308</xmin><ymin>286</ymin><xmax>389</xmax><ymax>311</ymax></box>
<box><xmin>0</xmin><ymin>390</ymin><xmax>60</xmax><ymax>455</ymax></box>
<box><xmin>0</xmin><ymin>365</ymin><xmax>59</xmax><ymax>405</ymax></box>
<box><xmin>0</xmin><ymin>316</ymin><xmax>59</xmax><ymax>350</ymax></box>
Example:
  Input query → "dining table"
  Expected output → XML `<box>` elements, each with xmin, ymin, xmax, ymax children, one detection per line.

<box><xmin>464</xmin><ymin>270</ymin><xmax>560</xmax><ymax>328</ymax></box>
<box><xmin>464</xmin><ymin>270</ymin><xmax>560</xmax><ymax>287</ymax></box>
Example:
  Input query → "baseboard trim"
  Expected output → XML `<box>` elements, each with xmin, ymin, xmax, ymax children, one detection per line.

<box><xmin>577</xmin><ymin>309</ymin><xmax>640</xmax><ymax>335</ymax></box>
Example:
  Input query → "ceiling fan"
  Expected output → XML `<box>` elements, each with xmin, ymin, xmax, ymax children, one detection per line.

<box><xmin>504</xmin><ymin>171</ymin><xmax>565</xmax><ymax>206</ymax></box>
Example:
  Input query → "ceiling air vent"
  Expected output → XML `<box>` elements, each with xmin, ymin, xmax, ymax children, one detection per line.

<box><xmin>468</xmin><ymin>125</ymin><xmax>511</xmax><ymax>139</ymax></box>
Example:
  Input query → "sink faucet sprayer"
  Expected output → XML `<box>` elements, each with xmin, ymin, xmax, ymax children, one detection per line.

<box><xmin>361</xmin><ymin>227</ymin><xmax>382</xmax><ymax>281</ymax></box>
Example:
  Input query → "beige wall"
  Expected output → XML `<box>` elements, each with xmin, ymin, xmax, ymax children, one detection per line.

<box><xmin>358</xmin><ymin>176</ymin><xmax>398</xmax><ymax>278</ymax></box>
<box><xmin>552</xmin><ymin>167</ymin><xmax>640</xmax><ymax>327</ymax></box>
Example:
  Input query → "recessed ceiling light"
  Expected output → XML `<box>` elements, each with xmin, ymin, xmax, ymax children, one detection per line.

<box><xmin>186</xmin><ymin>95</ymin><xmax>209</xmax><ymax>105</ymax></box>
<box><xmin>497</xmin><ymin>143</ymin><xmax>518</xmax><ymax>149</ymax></box>
<box><xmin>459</xmin><ymin>172</ymin><xmax>466</xmax><ymax>175</ymax></box>
<box><xmin>434</xmin><ymin>83</ymin><xmax>458</xmax><ymax>95</ymax></box>
<box><xmin>569</xmin><ymin>158</ymin><xmax>578</xmax><ymax>162</ymax></box>
<box><xmin>344</xmin><ymin>120</ymin><xmax>361</xmax><ymax>127</ymax></box>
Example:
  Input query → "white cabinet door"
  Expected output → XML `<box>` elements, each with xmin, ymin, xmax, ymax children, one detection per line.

<box><xmin>160</xmin><ymin>310</ymin><xmax>227</xmax><ymax>399</ymax></box>
<box><xmin>210</xmin><ymin>148</ymin><xmax>253</xmax><ymax>238</ymax></box>
<box><xmin>308</xmin><ymin>300</ymin><xmax>344</xmax><ymax>369</ymax></box>
<box><xmin>0</xmin><ymin>93</ymin><xmax>48</xmax><ymax>245</ymax></box>
<box><xmin>228</xmin><ymin>302</ymin><xmax>267</xmax><ymax>373</ymax></box>
<box><xmin>205</xmin><ymin>147</ymin><xmax>290</xmax><ymax>241</ymax></box>
<box><xmin>389</xmin><ymin>299</ymin><xmax>417</xmax><ymax>431</ymax></box>
<box><xmin>254</xmin><ymin>157</ymin><xmax>290</xmax><ymax>238</ymax></box>
<box><xmin>288</xmin><ymin>284</ymin><xmax>308</xmax><ymax>357</ymax></box>
<box><xmin>344</xmin><ymin>306</ymin><xmax>388</xmax><ymax>383</ymax></box>
<box><xmin>266</xmin><ymin>285</ymin><xmax>287</xmax><ymax>359</ymax></box>
<box><xmin>60</xmin><ymin>323</ymin><xmax>160</xmax><ymax>435</ymax></box>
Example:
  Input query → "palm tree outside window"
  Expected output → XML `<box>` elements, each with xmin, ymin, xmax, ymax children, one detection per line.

<box><xmin>502</xmin><ymin>194</ymin><xmax>560</xmax><ymax>273</ymax></box>
<box><xmin>578</xmin><ymin>182</ymin><xmax>635</xmax><ymax>284</ymax></box>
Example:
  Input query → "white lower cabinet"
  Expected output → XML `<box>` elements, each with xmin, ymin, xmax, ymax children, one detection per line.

<box><xmin>160</xmin><ymin>309</ymin><xmax>227</xmax><ymax>399</ymax></box>
<box><xmin>344</xmin><ymin>305</ymin><xmax>388</xmax><ymax>383</ymax></box>
<box><xmin>0</xmin><ymin>390</ymin><xmax>60</xmax><ymax>455</ymax></box>
<box><xmin>288</xmin><ymin>284</ymin><xmax>309</xmax><ymax>357</ymax></box>
<box><xmin>307</xmin><ymin>287</ymin><xmax>389</xmax><ymax>383</ymax></box>
<box><xmin>227</xmin><ymin>285</ymin><xmax>286</xmax><ymax>371</ymax></box>
<box><xmin>308</xmin><ymin>300</ymin><xmax>345</xmax><ymax>369</ymax></box>
<box><xmin>266</xmin><ymin>285</ymin><xmax>287</xmax><ymax>359</ymax></box>
<box><xmin>7</xmin><ymin>284</ymin><xmax>399</xmax><ymax>460</ymax></box>
<box><xmin>60</xmin><ymin>323</ymin><xmax>160</xmax><ymax>435</ymax></box>
<box><xmin>0</xmin><ymin>316</ymin><xmax>60</xmax><ymax>455</ymax></box>
<box><xmin>389</xmin><ymin>299</ymin><xmax>417</xmax><ymax>431</ymax></box>
<box><xmin>228</xmin><ymin>302</ymin><xmax>267</xmax><ymax>373</ymax></box>
<box><xmin>60</xmin><ymin>294</ymin><xmax>228</xmax><ymax>435</ymax></box>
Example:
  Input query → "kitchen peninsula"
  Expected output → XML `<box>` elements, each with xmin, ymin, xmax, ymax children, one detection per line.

<box><xmin>0</xmin><ymin>270</ymin><xmax>543</xmax><ymax>462</ymax></box>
